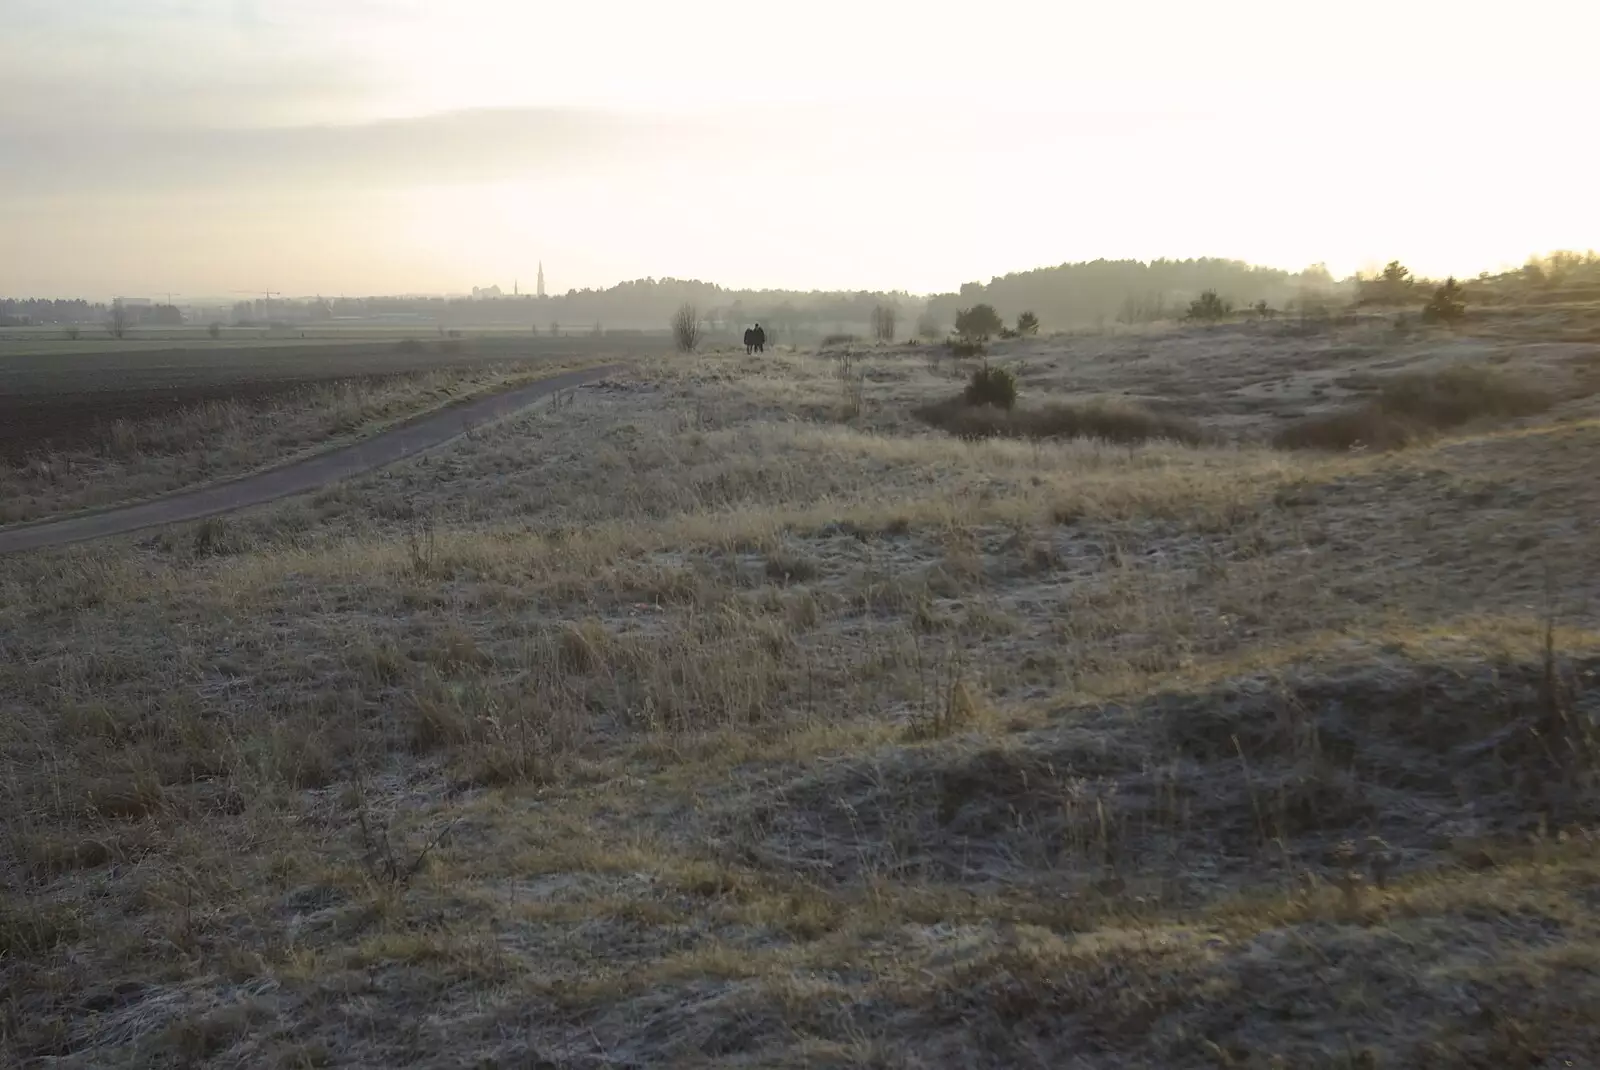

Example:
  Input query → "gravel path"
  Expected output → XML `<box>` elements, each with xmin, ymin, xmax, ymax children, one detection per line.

<box><xmin>0</xmin><ymin>364</ymin><xmax>624</xmax><ymax>555</ymax></box>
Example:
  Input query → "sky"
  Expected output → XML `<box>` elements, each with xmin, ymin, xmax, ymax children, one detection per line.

<box><xmin>2</xmin><ymin>0</ymin><xmax>1596</xmax><ymax>300</ymax></box>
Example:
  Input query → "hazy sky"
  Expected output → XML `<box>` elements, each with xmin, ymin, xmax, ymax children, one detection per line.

<box><xmin>3</xmin><ymin>0</ymin><xmax>1596</xmax><ymax>299</ymax></box>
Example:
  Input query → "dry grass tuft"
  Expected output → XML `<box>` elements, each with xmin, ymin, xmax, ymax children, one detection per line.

<box><xmin>915</xmin><ymin>393</ymin><xmax>1206</xmax><ymax>445</ymax></box>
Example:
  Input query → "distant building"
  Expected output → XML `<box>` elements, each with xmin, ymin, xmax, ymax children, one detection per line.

<box><xmin>537</xmin><ymin>262</ymin><xmax>546</xmax><ymax>299</ymax></box>
<box><xmin>471</xmin><ymin>285</ymin><xmax>504</xmax><ymax>300</ymax></box>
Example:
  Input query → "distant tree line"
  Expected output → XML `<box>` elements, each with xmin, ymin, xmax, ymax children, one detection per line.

<box><xmin>217</xmin><ymin>280</ymin><xmax>925</xmax><ymax>342</ymax></box>
<box><xmin>0</xmin><ymin>298</ymin><xmax>183</xmax><ymax>330</ymax></box>
<box><xmin>923</xmin><ymin>258</ymin><xmax>1345</xmax><ymax>331</ymax></box>
<box><xmin>13</xmin><ymin>251</ymin><xmax>1592</xmax><ymax>337</ymax></box>
<box><xmin>0</xmin><ymin>298</ymin><xmax>102</xmax><ymax>326</ymax></box>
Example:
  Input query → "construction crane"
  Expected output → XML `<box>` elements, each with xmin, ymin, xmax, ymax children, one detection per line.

<box><xmin>230</xmin><ymin>289</ymin><xmax>281</xmax><ymax>303</ymax></box>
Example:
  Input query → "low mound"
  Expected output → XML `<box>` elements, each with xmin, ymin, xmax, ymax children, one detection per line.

<box><xmin>1275</xmin><ymin>364</ymin><xmax>1553</xmax><ymax>451</ymax></box>
<box><xmin>681</xmin><ymin>653</ymin><xmax>1600</xmax><ymax>1064</ymax></box>
<box><xmin>915</xmin><ymin>395</ymin><xmax>1205</xmax><ymax>446</ymax></box>
<box><xmin>708</xmin><ymin>652</ymin><xmax>1599</xmax><ymax>896</ymax></box>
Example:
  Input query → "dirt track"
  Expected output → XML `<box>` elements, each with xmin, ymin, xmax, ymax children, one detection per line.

<box><xmin>0</xmin><ymin>335</ymin><xmax>668</xmax><ymax>460</ymax></box>
<box><xmin>0</xmin><ymin>365</ymin><xmax>623</xmax><ymax>555</ymax></box>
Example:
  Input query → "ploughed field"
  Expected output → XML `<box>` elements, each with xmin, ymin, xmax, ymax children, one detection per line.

<box><xmin>0</xmin><ymin>335</ymin><xmax>664</xmax><ymax>461</ymax></box>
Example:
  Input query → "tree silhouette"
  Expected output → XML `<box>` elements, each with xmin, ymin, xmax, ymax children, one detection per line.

<box><xmin>871</xmin><ymin>304</ymin><xmax>898</xmax><ymax>342</ymax></box>
<box><xmin>1015</xmin><ymin>311</ymin><xmax>1040</xmax><ymax>336</ymax></box>
<box><xmin>1420</xmin><ymin>277</ymin><xmax>1465</xmax><ymax>325</ymax></box>
<box><xmin>671</xmin><ymin>304</ymin><xmax>702</xmax><ymax>352</ymax></box>
<box><xmin>1184</xmin><ymin>290</ymin><xmax>1232</xmax><ymax>322</ymax></box>
<box><xmin>954</xmin><ymin>304</ymin><xmax>1003</xmax><ymax>341</ymax></box>
<box><xmin>1372</xmin><ymin>261</ymin><xmax>1415</xmax><ymax>305</ymax></box>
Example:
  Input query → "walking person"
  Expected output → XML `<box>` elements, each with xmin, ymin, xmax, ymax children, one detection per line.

<box><xmin>743</xmin><ymin>326</ymin><xmax>755</xmax><ymax>355</ymax></box>
<box><xmin>753</xmin><ymin>323</ymin><xmax>766</xmax><ymax>354</ymax></box>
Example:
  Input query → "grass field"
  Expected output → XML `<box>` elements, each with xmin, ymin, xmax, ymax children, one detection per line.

<box><xmin>2</xmin><ymin>310</ymin><xmax>1599</xmax><ymax>1066</ymax></box>
<box><xmin>0</xmin><ymin>333</ymin><xmax>667</xmax><ymax>392</ymax></box>
<box><xmin>0</xmin><ymin>334</ymin><xmax>669</xmax><ymax>525</ymax></box>
<box><xmin>0</xmin><ymin>326</ymin><xmax>673</xmax><ymax>358</ymax></box>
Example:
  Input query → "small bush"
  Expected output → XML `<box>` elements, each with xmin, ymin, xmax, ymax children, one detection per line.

<box><xmin>1185</xmin><ymin>290</ymin><xmax>1233</xmax><ymax>322</ymax></box>
<box><xmin>915</xmin><ymin>395</ymin><xmax>1203</xmax><ymax>445</ymax></box>
<box><xmin>1015</xmin><ymin>311</ymin><xmax>1040</xmax><ymax>336</ymax></box>
<box><xmin>954</xmin><ymin>304</ymin><xmax>1003</xmax><ymax>341</ymax></box>
<box><xmin>1420</xmin><ymin>277</ymin><xmax>1466</xmax><ymax>325</ymax></box>
<box><xmin>947</xmin><ymin>338</ymin><xmax>986</xmax><ymax>359</ymax></box>
<box><xmin>207</xmin><ymin>322</ymin><xmax>222</xmax><ymax>340</ymax></box>
<box><xmin>821</xmin><ymin>333</ymin><xmax>857</xmax><ymax>347</ymax></box>
<box><xmin>963</xmin><ymin>363</ymin><xmax>1018</xmax><ymax>410</ymax></box>
<box><xmin>1274</xmin><ymin>365</ymin><xmax>1551</xmax><ymax>451</ymax></box>
<box><xmin>765</xmin><ymin>551</ymin><xmax>820</xmax><ymax>585</ymax></box>
<box><xmin>1358</xmin><ymin>260</ymin><xmax>1416</xmax><ymax>306</ymax></box>
<box><xmin>394</xmin><ymin>338</ymin><xmax>426</xmax><ymax>354</ymax></box>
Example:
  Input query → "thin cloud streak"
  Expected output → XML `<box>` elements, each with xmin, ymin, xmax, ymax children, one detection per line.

<box><xmin>0</xmin><ymin>109</ymin><xmax>711</xmax><ymax>196</ymax></box>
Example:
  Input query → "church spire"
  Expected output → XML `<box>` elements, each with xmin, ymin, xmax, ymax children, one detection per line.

<box><xmin>536</xmin><ymin>261</ymin><xmax>546</xmax><ymax>299</ymax></box>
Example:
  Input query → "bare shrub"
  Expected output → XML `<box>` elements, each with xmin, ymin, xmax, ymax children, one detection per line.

<box><xmin>821</xmin><ymin>333</ymin><xmax>857</xmax><ymax>348</ymax></box>
<box><xmin>871</xmin><ymin>304</ymin><xmax>897</xmax><ymax>343</ymax></box>
<box><xmin>1274</xmin><ymin>365</ymin><xmax>1552</xmax><ymax>451</ymax></box>
<box><xmin>349</xmin><ymin>771</ymin><xmax>456</xmax><ymax>888</ymax></box>
<box><xmin>1118</xmin><ymin>292</ymin><xmax>1169</xmax><ymax>324</ymax></box>
<box><xmin>1015</xmin><ymin>311</ymin><xmax>1040</xmax><ymax>337</ymax></box>
<box><xmin>671</xmin><ymin>304</ymin><xmax>702</xmax><ymax>353</ymax></box>
<box><xmin>835</xmin><ymin>351</ymin><xmax>865</xmax><ymax>420</ymax></box>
